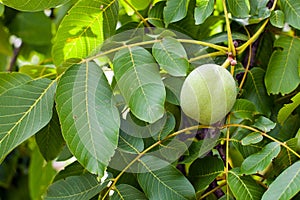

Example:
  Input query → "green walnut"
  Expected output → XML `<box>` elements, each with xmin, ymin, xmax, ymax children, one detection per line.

<box><xmin>180</xmin><ymin>64</ymin><xmax>237</xmax><ymax>125</ymax></box>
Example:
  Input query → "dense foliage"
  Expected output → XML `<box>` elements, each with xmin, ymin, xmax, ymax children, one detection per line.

<box><xmin>1</xmin><ymin>0</ymin><xmax>300</xmax><ymax>199</ymax></box>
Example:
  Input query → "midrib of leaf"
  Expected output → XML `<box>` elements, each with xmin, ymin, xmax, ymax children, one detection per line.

<box><xmin>119</xmin><ymin>135</ymin><xmax>140</xmax><ymax>153</ymax></box>
<box><xmin>128</xmin><ymin>47</ymin><xmax>155</xmax><ymax>120</ymax></box>
<box><xmin>139</xmin><ymin>160</ymin><xmax>184</xmax><ymax>199</ymax></box>
<box><xmin>229</xmin><ymin>171</ymin><xmax>253</xmax><ymax>199</ymax></box>
<box><xmin>278</xmin><ymin>167</ymin><xmax>300</xmax><ymax>198</ymax></box>
<box><xmin>285</xmin><ymin>0</ymin><xmax>300</xmax><ymax>18</ymax></box>
<box><xmin>277</xmin><ymin>38</ymin><xmax>294</xmax><ymax>91</ymax></box>
<box><xmin>248</xmin><ymin>70</ymin><xmax>264</xmax><ymax>106</ymax></box>
<box><xmin>0</xmin><ymin>79</ymin><xmax>56</xmax><ymax>144</ymax></box>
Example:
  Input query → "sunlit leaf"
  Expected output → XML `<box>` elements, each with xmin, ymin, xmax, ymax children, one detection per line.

<box><xmin>19</xmin><ymin>65</ymin><xmax>56</xmax><ymax>79</ymax></box>
<box><xmin>0</xmin><ymin>73</ymin><xmax>56</xmax><ymax>163</ymax></box>
<box><xmin>241</xmin><ymin>132</ymin><xmax>263</xmax><ymax>145</ymax></box>
<box><xmin>188</xmin><ymin>156</ymin><xmax>224</xmax><ymax>192</ymax></box>
<box><xmin>194</xmin><ymin>0</ymin><xmax>214</xmax><ymax>25</ymax></box>
<box><xmin>56</xmin><ymin>61</ymin><xmax>120</xmax><ymax>176</ymax></box>
<box><xmin>241</xmin><ymin>142</ymin><xmax>280</xmax><ymax>175</ymax></box>
<box><xmin>153</xmin><ymin>37</ymin><xmax>189</xmax><ymax>76</ymax></box>
<box><xmin>262</xmin><ymin>161</ymin><xmax>300</xmax><ymax>200</ymax></box>
<box><xmin>52</xmin><ymin>0</ymin><xmax>118</xmax><ymax>66</ymax></box>
<box><xmin>227</xmin><ymin>0</ymin><xmax>250</xmax><ymax>18</ymax></box>
<box><xmin>44</xmin><ymin>174</ymin><xmax>105</xmax><ymax>200</ymax></box>
<box><xmin>278</xmin><ymin>92</ymin><xmax>300</xmax><ymax>125</ymax></box>
<box><xmin>1</xmin><ymin>0</ymin><xmax>69</xmax><ymax>11</ymax></box>
<box><xmin>265</xmin><ymin>36</ymin><xmax>300</xmax><ymax>95</ymax></box>
<box><xmin>163</xmin><ymin>0</ymin><xmax>190</xmax><ymax>27</ymax></box>
<box><xmin>112</xmin><ymin>184</ymin><xmax>147</xmax><ymax>200</ymax></box>
<box><xmin>270</xmin><ymin>10</ymin><xmax>285</xmax><ymax>28</ymax></box>
<box><xmin>137</xmin><ymin>156</ymin><xmax>196</xmax><ymax>200</ymax></box>
<box><xmin>113</xmin><ymin>46</ymin><xmax>166</xmax><ymax>123</ymax></box>
<box><xmin>280</xmin><ymin>0</ymin><xmax>300</xmax><ymax>30</ymax></box>
<box><xmin>228</xmin><ymin>168</ymin><xmax>265</xmax><ymax>200</ymax></box>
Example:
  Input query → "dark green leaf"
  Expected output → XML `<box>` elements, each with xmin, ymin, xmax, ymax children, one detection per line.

<box><xmin>0</xmin><ymin>74</ymin><xmax>56</xmax><ymax>163</ymax></box>
<box><xmin>265</xmin><ymin>36</ymin><xmax>300</xmax><ymax>95</ymax></box>
<box><xmin>228</xmin><ymin>168</ymin><xmax>265</xmax><ymax>200</ymax></box>
<box><xmin>44</xmin><ymin>174</ymin><xmax>105</xmax><ymax>200</ymax></box>
<box><xmin>194</xmin><ymin>0</ymin><xmax>214</xmax><ymax>25</ymax></box>
<box><xmin>241</xmin><ymin>142</ymin><xmax>280</xmax><ymax>175</ymax></box>
<box><xmin>137</xmin><ymin>156</ymin><xmax>196</xmax><ymax>200</ymax></box>
<box><xmin>231</xmin><ymin>99</ymin><xmax>258</xmax><ymax>121</ymax></box>
<box><xmin>52</xmin><ymin>0</ymin><xmax>118</xmax><ymax>66</ymax></box>
<box><xmin>118</xmin><ymin>130</ymin><xmax>144</xmax><ymax>153</ymax></box>
<box><xmin>36</xmin><ymin>108</ymin><xmax>65</xmax><ymax>161</ymax></box>
<box><xmin>1</xmin><ymin>0</ymin><xmax>69</xmax><ymax>11</ymax></box>
<box><xmin>153</xmin><ymin>37</ymin><xmax>189</xmax><ymax>76</ymax></box>
<box><xmin>53</xmin><ymin>161</ymin><xmax>85</xmax><ymax>182</ymax></box>
<box><xmin>262</xmin><ymin>161</ymin><xmax>300</xmax><ymax>200</ymax></box>
<box><xmin>56</xmin><ymin>61</ymin><xmax>120</xmax><ymax>176</ymax></box>
<box><xmin>252</xmin><ymin>116</ymin><xmax>276</xmax><ymax>132</ymax></box>
<box><xmin>188</xmin><ymin>156</ymin><xmax>224</xmax><ymax>192</ymax></box>
<box><xmin>163</xmin><ymin>0</ymin><xmax>190</xmax><ymax>27</ymax></box>
<box><xmin>280</xmin><ymin>0</ymin><xmax>300</xmax><ymax>30</ymax></box>
<box><xmin>112</xmin><ymin>184</ymin><xmax>147</xmax><ymax>200</ymax></box>
<box><xmin>163</xmin><ymin>76</ymin><xmax>184</xmax><ymax>105</ymax></box>
<box><xmin>113</xmin><ymin>46</ymin><xmax>166</xmax><ymax>123</ymax></box>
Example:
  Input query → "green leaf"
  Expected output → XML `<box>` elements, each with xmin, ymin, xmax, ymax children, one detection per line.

<box><xmin>0</xmin><ymin>74</ymin><xmax>56</xmax><ymax>163</ymax></box>
<box><xmin>52</xmin><ymin>0</ymin><xmax>118</xmax><ymax>66</ymax></box>
<box><xmin>163</xmin><ymin>0</ymin><xmax>190</xmax><ymax>27</ymax></box>
<box><xmin>118</xmin><ymin>130</ymin><xmax>144</xmax><ymax>153</ymax></box>
<box><xmin>29</xmin><ymin>145</ymin><xmax>57</xmax><ymax>200</ymax></box>
<box><xmin>188</xmin><ymin>156</ymin><xmax>224</xmax><ymax>192</ymax></box>
<box><xmin>137</xmin><ymin>156</ymin><xmax>196</xmax><ymax>200</ymax></box>
<box><xmin>153</xmin><ymin>37</ymin><xmax>189</xmax><ymax>76</ymax></box>
<box><xmin>278</xmin><ymin>92</ymin><xmax>300</xmax><ymax>125</ymax></box>
<box><xmin>55</xmin><ymin>61</ymin><xmax>120</xmax><ymax>176</ymax></box>
<box><xmin>112</xmin><ymin>184</ymin><xmax>147</xmax><ymax>200</ymax></box>
<box><xmin>19</xmin><ymin>65</ymin><xmax>56</xmax><ymax>79</ymax></box>
<box><xmin>242</xmin><ymin>67</ymin><xmax>272</xmax><ymax>116</ymax></box>
<box><xmin>265</xmin><ymin>36</ymin><xmax>300</xmax><ymax>95</ymax></box>
<box><xmin>262</xmin><ymin>161</ymin><xmax>300</xmax><ymax>200</ymax></box>
<box><xmin>53</xmin><ymin>161</ymin><xmax>85</xmax><ymax>182</ymax></box>
<box><xmin>241</xmin><ymin>142</ymin><xmax>280</xmax><ymax>175</ymax></box>
<box><xmin>227</xmin><ymin>0</ymin><xmax>250</xmax><ymax>18</ymax></box>
<box><xmin>228</xmin><ymin>168</ymin><xmax>265</xmax><ymax>200</ymax></box>
<box><xmin>252</xmin><ymin>116</ymin><xmax>276</xmax><ymax>132</ymax></box>
<box><xmin>113</xmin><ymin>46</ymin><xmax>166</xmax><ymax>123</ymax></box>
<box><xmin>163</xmin><ymin>76</ymin><xmax>184</xmax><ymax>105</ymax></box>
<box><xmin>126</xmin><ymin>0</ymin><xmax>151</xmax><ymax>11</ymax></box>
<box><xmin>0</xmin><ymin>73</ymin><xmax>32</xmax><ymax>95</ymax></box>
<box><xmin>1</xmin><ymin>0</ymin><xmax>69</xmax><ymax>11</ymax></box>
<box><xmin>280</xmin><ymin>0</ymin><xmax>300</xmax><ymax>30</ymax></box>
<box><xmin>148</xmin><ymin>1</ymin><xmax>165</xmax><ymax>27</ymax></box>
<box><xmin>231</xmin><ymin>99</ymin><xmax>258</xmax><ymax>122</ymax></box>
<box><xmin>9</xmin><ymin>12</ymin><xmax>53</xmax><ymax>45</ymax></box>
<box><xmin>35</xmin><ymin>108</ymin><xmax>65</xmax><ymax>161</ymax></box>
<box><xmin>270</xmin><ymin>10</ymin><xmax>285</xmax><ymax>28</ymax></box>
<box><xmin>194</xmin><ymin>0</ymin><xmax>214</xmax><ymax>25</ymax></box>
<box><xmin>44</xmin><ymin>174</ymin><xmax>105</xmax><ymax>200</ymax></box>
<box><xmin>241</xmin><ymin>132</ymin><xmax>263</xmax><ymax>145</ymax></box>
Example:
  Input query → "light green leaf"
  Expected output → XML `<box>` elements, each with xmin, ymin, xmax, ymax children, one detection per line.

<box><xmin>262</xmin><ymin>161</ymin><xmax>300</xmax><ymax>200</ymax></box>
<box><xmin>278</xmin><ymin>92</ymin><xmax>300</xmax><ymax>125</ymax></box>
<box><xmin>265</xmin><ymin>36</ymin><xmax>300</xmax><ymax>95</ymax></box>
<box><xmin>163</xmin><ymin>0</ymin><xmax>190</xmax><ymax>27</ymax></box>
<box><xmin>242</xmin><ymin>67</ymin><xmax>271</xmax><ymax>116</ymax></box>
<box><xmin>1</xmin><ymin>0</ymin><xmax>69</xmax><ymax>11</ymax></box>
<box><xmin>188</xmin><ymin>156</ymin><xmax>224</xmax><ymax>192</ymax></box>
<box><xmin>0</xmin><ymin>74</ymin><xmax>56</xmax><ymax>163</ymax></box>
<box><xmin>127</xmin><ymin>0</ymin><xmax>151</xmax><ymax>11</ymax></box>
<box><xmin>153</xmin><ymin>37</ymin><xmax>189</xmax><ymax>76</ymax></box>
<box><xmin>19</xmin><ymin>65</ymin><xmax>56</xmax><ymax>79</ymax></box>
<box><xmin>194</xmin><ymin>0</ymin><xmax>214</xmax><ymax>25</ymax></box>
<box><xmin>252</xmin><ymin>116</ymin><xmax>276</xmax><ymax>132</ymax></box>
<box><xmin>241</xmin><ymin>142</ymin><xmax>280</xmax><ymax>175</ymax></box>
<box><xmin>0</xmin><ymin>4</ymin><xmax>4</xmax><ymax>16</ymax></box>
<box><xmin>52</xmin><ymin>0</ymin><xmax>118</xmax><ymax>66</ymax></box>
<box><xmin>112</xmin><ymin>184</ymin><xmax>147</xmax><ymax>200</ymax></box>
<box><xmin>55</xmin><ymin>61</ymin><xmax>120</xmax><ymax>176</ymax></box>
<box><xmin>29</xmin><ymin>145</ymin><xmax>57</xmax><ymax>200</ymax></box>
<box><xmin>270</xmin><ymin>10</ymin><xmax>285</xmax><ymax>28</ymax></box>
<box><xmin>241</xmin><ymin>132</ymin><xmax>263</xmax><ymax>145</ymax></box>
<box><xmin>280</xmin><ymin>0</ymin><xmax>300</xmax><ymax>30</ymax></box>
<box><xmin>113</xmin><ymin>46</ymin><xmax>166</xmax><ymax>123</ymax></box>
<box><xmin>227</xmin><ymin>0</ymin><xmax>250</xmax><ymax>18</ymax></box>
<box><xmin>228</xmin><ymin>168</ymin><xmax>265</xmax><ymax>200</ymax></box>
<box><xmin>44</xmin><ymin>174</ymin><xmax>105</xmax><ymax>200</ymax></box>
<box><xmin>137</xmin><ymin>156</ymin><xmax>196</xmax><ymax>200</ymax></box>
<box><xmin>35</xmin><ymin>108</ymin><xmax>64</xmax><ymax>161</ymax></box>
